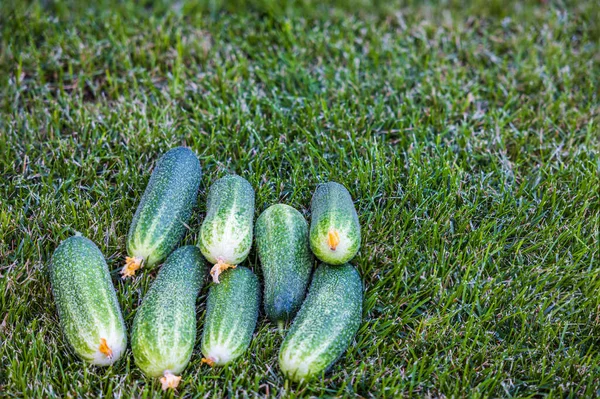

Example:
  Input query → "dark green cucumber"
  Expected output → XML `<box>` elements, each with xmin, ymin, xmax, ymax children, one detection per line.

<box><xmin>278</xmin><ymin>263</ymin><xmax>363</xmax><ymax>381</ymax></box>
<box><xmin>255</xmin><ymin>204</ymin><xmax>313</xmax><ymax>325</ymax></box>
<box><xmin>131</xmin><ymin>246</ymin><xmax>205</xmax><ymax>389</ymax></box>
<box><xmin>123</xmin><ymin>147</ymin><xmax>201</xmax><ymax>277</ymax></box>
<box><xmin>201</xmin><ymin>266</ymin><xmax>260</xmax><ymax>366</ymax></box>
<box><xmin>309</xmin><ymin>182</ymin><xmax>361</xmax><ymax>265</ymax></box>
<box><xmin>199</xmin><ymin>175</ymin><xmax>255</xmax><ymax>283</ymax></box>
<box><xmin>49</xmin><ymin>236</ymin><xmax>127</xmax><ymax>366</ymax></box>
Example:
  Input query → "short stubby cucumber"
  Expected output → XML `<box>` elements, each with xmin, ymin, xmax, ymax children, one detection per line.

<box><xmin>201</xmin><ymin>266</ymin><xmax>260</xmax><ymax>366</ymax></box>
<box><xmin>278</xmin><ymin>263</ymin><xmax>363</xmax><ymax>381</ymax></box>
<box><xmin>199</xmin><ymin>175</ymin><xmax>255</xmax><ymax>283</ymax></box>
<box><xmin>49</xmin><ymin>236</ymin><xmax>127</xmax><ymax>366</ymax></box>
<box><xmin>309</xmin><ymin>182</ymin><xmax>361</xmax><ymax>265</ymax></box>
<box><xmin>255</xmin><ymin>204</ymin><xmax>313</xmax><ymax>325</ymax></box>
<box><xmin>123</xmin><ymin>147</ymin><xmax>202</xmax><ymax>278</ymax></box>
<box><xmin>131</xmin><ymin>246</ymin><xmax>205</xmax><ymax>390</ymax></box>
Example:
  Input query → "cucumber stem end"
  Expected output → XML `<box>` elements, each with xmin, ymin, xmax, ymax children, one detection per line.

<box><xmin>210</xmin><ymin>258</ymin><xmax>236</xmax><ymax>284</ymax></box>
<box><xmin>201</xmin><ymin>357</ymin><xmax>216</xmax><ymax>367</ymax></box>
<box><xmin>277</xmin><ymin>320</ymin><xmax>285</xmax><ymax>333</ymax></box>
<box><xmin>121</xmin><ymin>256</ymin><xmax>143</xmax><ymax>279</ymax></box>
<box><xmin>328</xmin><ymin>229</ymin><xmax>340</xmax><ymax>251</ymax></box>
<box><xmin>160</xmin><ymin>370</ymin><xmax>181</xmax><ymax>390</ymax></box>
<box><xmin>98</xmin><ymin>338</ymin><xmax>113</xmax><ymax>359</ymax></box>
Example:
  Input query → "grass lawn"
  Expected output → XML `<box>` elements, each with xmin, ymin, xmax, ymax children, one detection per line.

<box><xmin>1</xmin><ymin>0</ymin><xmax>599</xmax><ymax>397</ymax></box>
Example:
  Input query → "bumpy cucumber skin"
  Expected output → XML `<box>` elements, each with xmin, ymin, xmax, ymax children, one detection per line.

<box><xmin>310</xmin><ymin>182</ymin><xmax>361</xmax><ymax>265</ymax></box>
<box><xmin>131</xmin><ymin>246</ymin><xmax>205</xmax><ymax>377</ymax></box>
<box><xmin>127</xmin><ymin>147</ymin><xmax>202</xmax><ymax>268</ymax></box>
<box><xmin>201</xmin><ymin>266</ymin><xmax>260</xmax><ymax>366</ymax></box>
<box><xmin>278</xmin><ymin>263</ymin><xmax>363</xmax><ymax>381</ymax></box>
<box><xmin>199</xmin><ymin>175</ymin><xmax>255</xmax><ymax>265</ymax></box>
<box><xmin>256</xmin><ymin>204</ymin><xmax>313</xmax><ymax>324</ymax></box>
<box><xmin>49</xmin><ymin>236</ymin><xmax>127</xmax><ymax>366</ymax></box>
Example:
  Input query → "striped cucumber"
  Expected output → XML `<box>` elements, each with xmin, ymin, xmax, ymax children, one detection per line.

<box><xmin>49</xmin><ymin>236</ymin><xmax>127</xmax><ymax>366</ymax></box>
<box><xmin>131</xmin><ymin>246</ymin><xmax>205</xmax><ymax>390</ymax></box>
<box><xmin>123</xmin><ymin>147</ymin><xmax>202</xmax><ymax>278</ymax></box>
<box><xmin>309</xmin><ymin>182</ymin><xmax>361</xmax><ymax>265</ymax></box>
<box><xmin>255</xmin><ymin>204</ymin><xmax>313</xmax><ymax>325</ymax></box>
<box><xmin>199</xmin><ymin>175</ymin><xmax>255</xmax><ymax>283</ymax></box>
<box><xmin>278</xmin><ymin>263</ymin><xmax>363</xmax><ymax>381</ymax></box>
<box><xmin>201</xmin><ymin>266</ymin><xmax>259</xmax><ymax>366</ymax></box>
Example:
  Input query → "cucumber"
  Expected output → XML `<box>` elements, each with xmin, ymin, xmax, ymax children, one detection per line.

<box><xmin>255</xmin><ymin>204</ymin><xmax>313</xmax><ymax>325</ymax></box>
<box><xmin>278</xmin><ymin>263</ymin><xmax>363</xmax><ymax>381</ymax></box>
<box><xmin>201</xmin><ymin>266</ymin><xmax>260</xmax><ymax>366</ymax></box>
<box><xmin>123</xmin><ymin>147</ymin><xmax>202</xmax><ymax>278</ymax></box>
<box><xmin>131</xmin><ymin>246</ymin><xmax>205</xmax><ymax>390</ymax></box>
<box><xmin>309</xmin><ymin>182</ymin><xmax>361</xmax><ymax>265</ymax></box>
<box><xmin>199</xmin><ymin>175</ymin><xmax>255</xmax><ymax>283</ymax></box>
<box><xmin>49</xmin><ymin>236</ymin><xmax>127</xmax><ymax>366</ymax></box>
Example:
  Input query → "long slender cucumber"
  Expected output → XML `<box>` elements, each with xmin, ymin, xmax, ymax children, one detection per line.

<box><xmin>278</xmin><ymin>263</ymin><xmax>363</xmax><ymax>381</ymax></box>
<box><xmin>199</xmin><ymin>175</ymin><xmax>255</xmax><ymax>283</ymax></box>
<box><xmin>49</xmin><ymin>236</ymin><xmax>127</xmax><ymax>366</ymax></box>
<box><xmin>255</xmin><ymin>204</ymin><xmax>313</xmax><ymax>325</ymax></box>
<box><xmin>201</xmin><ymin>266</ymin><xmax>260</xmax><ymax>366</ymax></box>
<box><xmin>131</xmin><ymin>246</ymin><xmax>205</xmax><ymax>390</ymax></box>
<box><xmin>123</xmin><ymin>147</ymin><xmax>201</xmax><ymax>277</ymax></box>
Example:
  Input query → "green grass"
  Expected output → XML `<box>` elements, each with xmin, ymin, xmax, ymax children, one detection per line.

<box><xmin>1</xmin><ymin>0</ymin><xmax>599</xmax><ymax>397</ymax></box>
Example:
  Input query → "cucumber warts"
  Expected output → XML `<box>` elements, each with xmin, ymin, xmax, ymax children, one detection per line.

<box><xmin>199</xmin><ymin>175</ymin><xmax>255</xmax><ymax>283</ymax></box>
<box><xmin>310</xmin><ymin>182</ymin><xmax>361</xmax><ymax>265</ymax></box>
<box><xmin>49</xmin><ymin>236</ymin><xmax>127</xmax><ymax>366</ymax></box>
<box><xmin>123</xmin><ymin>147</ymin><xmax>202</xmax><ymax>278</ymax></box>
<box><xmin>279</xmin><ymin>264</ymin><xmax>362</xmax><ymax>381</ymax></box>
<box><xmin>201</xmin><ymin>267</ymin><xmax>260</xmax><ymax>366</ymax></box>
<box><xmin>131</xmin><ymin>246</ymin><xmax>205</xmax><ymax>390</ymax></box>
<box><xmin>255</xmin><ymin>204</ymin><xmax>313</xmax><ymax>325</ymax></box>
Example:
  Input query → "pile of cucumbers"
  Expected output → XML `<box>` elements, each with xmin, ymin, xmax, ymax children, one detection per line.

<box><xmin>48</xmin><ymin>147</ymin><xmax>363</xmax><ymax>389</ymax></box>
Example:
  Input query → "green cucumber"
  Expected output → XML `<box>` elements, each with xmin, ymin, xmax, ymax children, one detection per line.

<box><xmin>49</xmin><ymin>236</ymin><xmax>127</xmax><ymax>366</ymax></box>
<box><xmin>255</xmin><ymin>204</ymin><xmax>313</xmax><ymax>325</ymax></box>
<box><xmin>201</xmin><ymin>266</ymin><xmax>260</xmax><ymax>366</ymax></box>
<box><xmin>123</xmin><ymin>147</ymin><xmax>202</xmax><ymax>278</ymax></box>
<box><xmin>199</xmin><ymin>175</ymin><xmax>255</xmax><ymax>283</ymax></box>
<box><xmin>131</xmin><ymin>246</ymin><xmax>205</xmax><ymax>390</ymax></box>
<box><xmin>309</xmin><ymin>182</ymin><xmax>361</xmax><ymax>265</ymax></box>
<box><xmin>278</xmin><ymin>263</ymin><xmax>363</xmax><ymax>381</ymax></box>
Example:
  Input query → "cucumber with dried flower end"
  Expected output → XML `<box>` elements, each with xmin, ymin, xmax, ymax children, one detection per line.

<box><xmin>49</xmin><ymin>236</ymin><xmax>127</xmax><ymax>366</ymax></box>
<box><xmin>131</xmin><ymin>246</ymin><xmax>205</xmax><ymax>390</ymax></box>
<box><xmin>309</xmin><ymin>182</ymin><xmax>361</xmax><ymax>265</ymax></box>
<box><xmin>201</xmin><ymin>266</ymin><xmax>260</xmax><ymax>366</ymax></box>
<box><xmin>199</xmin><ymin>175</ymin><xmax>255</xmax><ymax>283</ymax></box>
<box><xmin>255</xmin><ymin>204</ymin><xmax>313</xmax><ymax>325</ymax></box>
<box><xmin>122</xmin><ymin>147</ymin><xmax>202</xmax><ymax>278</ymax></box>
<box><xmin>278</xmin><ymin>263</ymin><xmax>362</xmax><ymax>382</ymax></box>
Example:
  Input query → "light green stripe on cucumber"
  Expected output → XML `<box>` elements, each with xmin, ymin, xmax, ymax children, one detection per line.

<box><xmin>278</xmin><ymin>263</ymin><xmax>363</xmax><ymax>382</ymax></box>
<box><xmin>49</xmin><ymin>236</ymin><xmax>127</xmax><ymax>366</ymax></box>
<box><xmin>201</xmin><ymin>266</ymin><xmax>260</xmax><ymax>367</ymax></box>
<box><xmin>256</xmin><ymin>204</ymin><xmax>313</xmax><ymax>326</ymax></box>
<box><xmin>131</xmin><ymin>246</ymin><xmax>205</xmax><ymax>390</ymax></box>
<box><xmin>123</xmin><ymin>147</ymin><xmax>202</xmax><ymax>278</ymax></box>
<box><xmin>199</xmin><ymin>175</ymin><xmax>255</xmax><ymax>283</ymax></box>
<box><xmin>310</xmin><ymin>181</ymin><xmax>361</xmax><ymax>265</ymax></box>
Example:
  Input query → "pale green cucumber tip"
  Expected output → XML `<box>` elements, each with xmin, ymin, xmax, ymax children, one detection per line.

<box><xmin>203</xmin><ymin>345</ymin><xmax>235</xmax><ymax>366</ymax></box>
<box><xmin>277</xmin><ymin>320</ymin><xmax>286</xmax><ymax>332</ymax></box>
<box><xmin>280</xmin><ymin>357</ymin><xmax>312</xmax><ymax>382</ymax></box>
